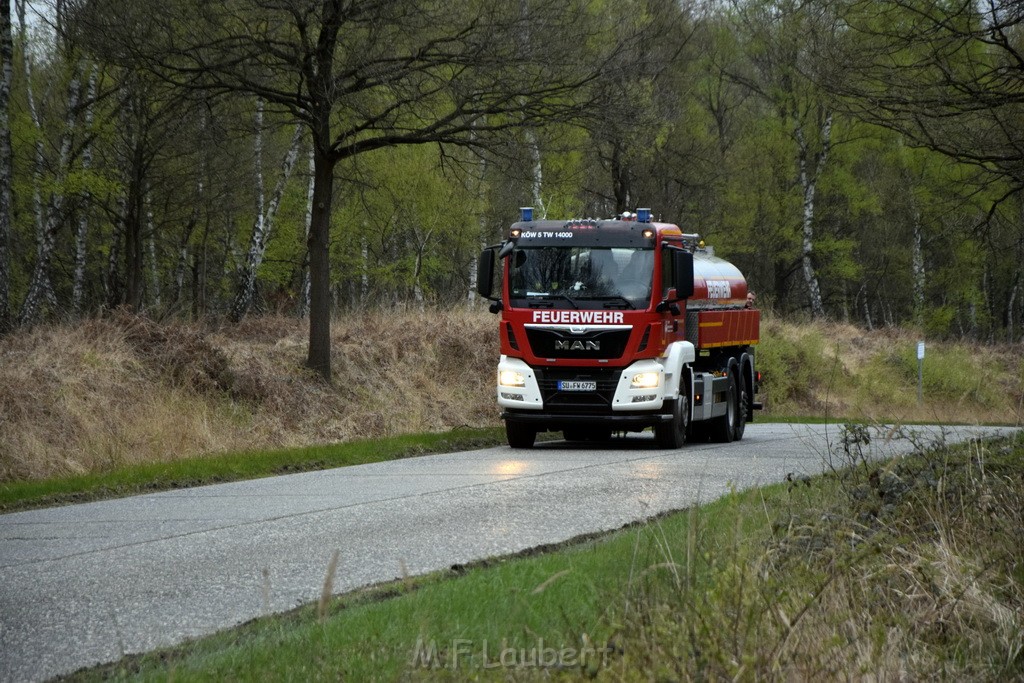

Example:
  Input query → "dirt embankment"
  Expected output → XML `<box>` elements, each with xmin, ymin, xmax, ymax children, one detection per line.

<box><xmin>1</xmin><ymin>310</ymin><xmax>1020</xmax><ymax>482</ymax></box>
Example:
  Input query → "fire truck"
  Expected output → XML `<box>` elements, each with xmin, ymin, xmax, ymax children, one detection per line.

<box><xmin>476</xmin><ymin>207</ymin><xmax>761</xmax><ymax>449</ymax></box>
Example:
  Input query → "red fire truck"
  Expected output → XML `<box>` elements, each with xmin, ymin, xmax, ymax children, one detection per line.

<box><xmin>476</xmin><ymin>207</ymin><xmax>761</xmax><ymax>449</ymax></box>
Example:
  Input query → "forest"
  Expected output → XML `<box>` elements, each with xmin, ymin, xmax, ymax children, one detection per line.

<box><xmin>1</xmin><ymin>0</ymin><xmax>1022</xmax><ymax>379</ymax></box>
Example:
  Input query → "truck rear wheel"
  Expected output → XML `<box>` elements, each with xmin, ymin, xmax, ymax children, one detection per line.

<box><xmin>655</xmin><ymin>392</ymin><xmax>689</xmax><ymax>449</ymax></box>
<box><xmin>710</xmin><ymin>368</ymin><xmax>736</xmax><ymax>443</ymax></box>
<box><xmin>506</xmin><ymin>421</ymin><xmax>537</xmax><ymax>449</ymax></box>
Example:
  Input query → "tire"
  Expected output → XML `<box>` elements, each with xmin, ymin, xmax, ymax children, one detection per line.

<box><xmin>710</xmin><ymin>367</ymin><xmax>736</xmax><ymax>443</ymax></box>
<box><xmin>506</xmin><ymin>421</ymin><xmax>537</xmax><ymax>449</ymax></box>
<box><xmin>655</xmin><ymin>391</ymin><xmax>689</xmax><ymax>449</ymax></box>
<box><xmin>734</xmin><ymin>367</ymin><xmax>748</xmax><ymax>442</ymax></box>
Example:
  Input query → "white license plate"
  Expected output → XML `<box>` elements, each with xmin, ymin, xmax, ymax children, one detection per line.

<box><xmin>557</xmin><ymin>381</ymin><xmax>597</xmax><ymax>392</ymax></box>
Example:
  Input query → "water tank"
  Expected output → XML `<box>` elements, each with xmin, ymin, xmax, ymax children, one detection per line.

<box><xmin>689</xmin><ymin>251</ymin><xmax>749</xmax><ymax>309</ymax></box>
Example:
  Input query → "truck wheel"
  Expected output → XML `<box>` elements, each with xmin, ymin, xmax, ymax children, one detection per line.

<box><xmin>654</xmin><ymin>392</ymin><xmax>689</xmax><ymax>449</ymax></box>
<box><xmin>506</xmin><ymin>421</ymin><xmax>537</xmax><ymax>449</ymax></box>
<box><xmin>710</xmin><ymin>368</ymin><xmax>736</xmax><ymax>443</ymax></box>
<box><xmin>734</xmin><ymin>369</ymin><xmax>747</xmax><ymax>441</ymax></box>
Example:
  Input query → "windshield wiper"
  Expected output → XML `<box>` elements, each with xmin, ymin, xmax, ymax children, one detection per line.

<box><xmin>587</xmin><ymin>294</ymin><xmax>634</xmax><ymax>309</ymax></box>
<box><xmin>556</xmin><ymin>292</ymin><xmax>580</xmax><ymax>309</ymax></box>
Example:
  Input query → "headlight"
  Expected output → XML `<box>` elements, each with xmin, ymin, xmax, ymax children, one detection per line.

<box><xmin>631</xmin><ymin>371</ymin><xmax>660</xmax><ymax>389</ymax></box>
<box><xmin>499</xmin><ymin>370</ymin><xmax>526</xmax><ymax>387</ymax></box>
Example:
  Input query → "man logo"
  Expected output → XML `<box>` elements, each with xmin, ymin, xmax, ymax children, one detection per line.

<box><xmin>555</xmin><ymin>340</ymin><xmax>600</xmax><ymax>351</ymax></box>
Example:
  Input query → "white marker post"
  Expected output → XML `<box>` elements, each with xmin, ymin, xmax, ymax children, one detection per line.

<box><xmin>917</xmin><ymin>341</ymin><xmax>925</xmax><ymax>404</ymax></box>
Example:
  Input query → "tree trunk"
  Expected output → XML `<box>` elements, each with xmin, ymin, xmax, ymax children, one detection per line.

<box><xmin>912</xmin><ymin>208</ymin><xmax>925</xmax><ymax>328</ymax></box>
<box><xmin>20</xmin><ymin>61</ymin><xmax>84</xmax><ymax>325</ymax></box>
<box><xmin>17</xmin><ymin>0</ymin><xmax>55</xmax><ymax>322</ymax></box>
<box><xmin>298</xmin><ymin>143</ymin><xmax>314</xmax><ymax>318</ymax></box>
<box><xmin>0</xmin><ymin>0</ymin><xmax>12</xmax><ymax>328</ymax></box>
<box><xmin>360</xmin><ymin>233</ymin><xmax>369</xmax><ymax>306</ymax></box>
<box><xmin>1008</xmin><ymin>273</ymin><xmax>1019</xmax><ymax>344</ymax></box>
<box><xmin>17</xmin><ymin>1</ymin><xmax>45</xmax><ymax>275</ymax></box>
<box><xmin>124</xmin><ymin>166</ymin><xmax>145</xmax><ymax>311</ymax></box>
<box><xmin>518</xmin><ymin>0</ymin><xmax>545</xmax><ymax>220</ymax></box>
<box><xmin>231</xmin><ymin>122</ymin><xmax>302</xmax><ymax>321</ymax></box>
<box><xmin>306</xmin><ymin>142</ymin><xmax>336</xmax><ymax>381</ymax></box>
<box><xmin>146</xmin><ymin>188</ymin><xmax>160</xmax><ymax>308</ymax></box>
<box><xmin>106</xmin><ymin>196</ymin><xmax>125</xmax><ymax>307</ymax></box>
<box><xmin>527</xmin><ymin>129</ymin><xmax>544</xmax><ymax>218</ymax></box>
<box><xmin>794</xmin><ymin>113</ymin><xmax>831</xmax><ymax>320</ymax></box>
<box><xmin>611</xmin><ymin>140</ymin><xmax>630</xmax><ymax>214</ymax></box>
<box><xmin>412</xmin><ymin>227</ymin><xmax>433</xmax><ymax>310</ymax></box>
<box><xmin>174</xmin><ymin>180</ymin><xmax>201</xmax><ymax>308</ymax></box>
<box><xmin>860</xmin><ymin>283</ymin><xmax>873</xmax><ymax>331</ymax></box>
<box><xmin>72</xmin><ymin>63</ymin><xmax>99</xmax><ymax>313</ymax></box>
<box><xmin>467</xmin><ymin>250</ymin><xmax>478</xmax><ymax>306</ymax></box>
<box><xmin>118</xmin><ymin>81</ymin><xmax>146</xmax><ymax>312</ymax></box>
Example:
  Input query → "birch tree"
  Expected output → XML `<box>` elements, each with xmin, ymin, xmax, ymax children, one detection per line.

<box><xmin>231</xmin><ymin>119</ymin><xmax>303</xmax><ymax>322</ymax></box>
<box><xmin>726</xmin><ymin>0</ymin><xmax>841</xmax><ymax>318</ymax></box>
<box><xmin>71</xmin><ymin>63</ymin><xmax>98</xmax><ymax>312</ymax></box>
<box><xmin>795</xmin><ymin>111</ymin><xmax>831</xmax><ymax>319</ymax></box>
<box><xmin>298</xmin><ymin>144</ymin><xmax>313</xmax><ymax>318</ymax></box>
<box><xmin>0</xmin><ymin>0</ymin><xmax>11</xmax><ymax>328</ymax></box>
<box><xmin>19</xmin><ymin>60</ymin><xmax>84</xmax><ymax>325</ymax></box>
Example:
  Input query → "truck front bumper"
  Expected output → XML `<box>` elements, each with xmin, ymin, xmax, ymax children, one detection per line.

<box><xmin>501</xmin><ymin>409</ymin><xmax>673</xmax><ymax>430</ymax></box>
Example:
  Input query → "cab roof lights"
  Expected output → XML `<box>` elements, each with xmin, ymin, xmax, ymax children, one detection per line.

<box><xmin>518</xmin><ymin>206</ymin><xmax>654</xmax><ymax>225</ymax></box>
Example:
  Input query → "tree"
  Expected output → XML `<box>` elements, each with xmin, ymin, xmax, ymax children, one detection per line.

<box><xmin>726</xmin><ymin>0</ymin><xmax>846</xmax><ymax>319</ymax></box>
<box><xmin>230</xmin><ymin>108</ymin><xmax>303</xmax><ymax>323</ymax></box>
<box><xmin>828</xmin><ymin>0</ymin><xmax>1024</xmax><ymax>204</ymax></box>
<box><xmin>78</xmin><ymin>0</ymin><xmax>636</xmax><ymax>381</ymax></box>
<box><xmin>0</xmin><ymin>0</ymin><xmax>11</xmax><ymax>328</ymax></box>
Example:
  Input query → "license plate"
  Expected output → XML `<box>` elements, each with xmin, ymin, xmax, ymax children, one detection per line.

<box><xmin>557</xmin><ymin>381</ymin><xmax>597</xmax><ymax>392</ymax></box>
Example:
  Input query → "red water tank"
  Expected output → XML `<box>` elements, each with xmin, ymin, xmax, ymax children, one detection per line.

<box><xmin>689</xmin><ymin>251</ymin><xmax>749</xmax><ymax>309</ymax></box>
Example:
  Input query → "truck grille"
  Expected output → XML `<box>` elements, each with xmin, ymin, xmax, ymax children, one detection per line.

<box><xmin>524</xmin><ymin>327</ymin><xmax>632</xmax><ymax>360</ymax></box>
<box><xmin>536</xmin><ymin>367</ymin><xmax>621</xmax><ymax>413</ymax></box>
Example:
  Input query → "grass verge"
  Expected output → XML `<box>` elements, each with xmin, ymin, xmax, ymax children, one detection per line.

<box><xmin>70</xmin><ymin>429</ymin><xmax>1023</xmax><ymax>681</ymax></box>
<box><xmin>0</xmin><ymin>427</ymin><xmax>505</xmax><ymax>514</ymax></box>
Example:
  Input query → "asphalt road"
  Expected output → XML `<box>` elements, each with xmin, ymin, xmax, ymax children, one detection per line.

<box><xmin>0</xmin><ymin>423</ymin><xmax>1016</xmax><ymax>681</ymax></box>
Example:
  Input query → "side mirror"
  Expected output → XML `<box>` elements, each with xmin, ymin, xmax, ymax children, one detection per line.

<box><xmin>673</xmin><ymin>249</ymin><xmax>694</xmax><ymax>299</ymax></box>
<box><xmin>476</xmin><ymin>246</ymin><xmax>499</xmax><ymax>300</ymax></box>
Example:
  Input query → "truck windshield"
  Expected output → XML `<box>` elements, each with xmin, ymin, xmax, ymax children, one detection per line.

<box><xmin>509</xmin><ymin>246</ymin><xmax>654</xmax><ymax>308</ymax></box>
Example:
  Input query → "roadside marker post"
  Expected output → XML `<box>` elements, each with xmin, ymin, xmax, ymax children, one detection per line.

<box><xmin>917</xmin><ymin>341</ymin><xmax>925</xmax><ymax>405</ymax></box>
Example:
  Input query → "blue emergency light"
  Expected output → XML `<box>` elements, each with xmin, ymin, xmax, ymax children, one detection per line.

<box><xmin>520</xmin><ymin>207</ymin><xmax>533</xmax><ymax>222</ymax></box>
<box><xmin>637</xmin><ymin>208</ymin><xmax>652</xmax><ymax>223</ymax></box>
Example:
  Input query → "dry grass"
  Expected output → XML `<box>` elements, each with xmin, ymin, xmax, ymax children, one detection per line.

<box><xmin>1</xmin><ymin>309</ymin><xmax>1020</xmax><ymax>483</ymax></box>
<box><xmin>602</xmin><ymin>432</ymin><xmax>1024</xmax><ymax>681</ymax></box>
<box><xmin>758</xmin><ymin>316</ymin><xmax>1024</xmax><ymax>425</ymax></box>
<box><xmin>0</xmin><ymin>308</ymin><xmax>499</xmax><ymax>481</ymax></box>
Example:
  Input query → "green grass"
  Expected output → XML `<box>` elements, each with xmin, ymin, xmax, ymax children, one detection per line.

<box><xmin>68</xmin><ymin>430</ymin><xmax>1024</xmax><ymax>681</ymax></box>
<box><xmin>0</xmin><ymin>427</ymin><xmax>506</xmax><ymax>513</ymax></box>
